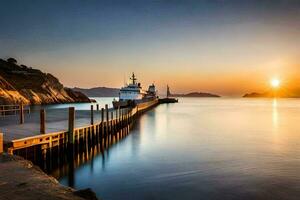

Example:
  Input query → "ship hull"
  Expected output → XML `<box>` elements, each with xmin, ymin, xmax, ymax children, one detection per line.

<box><xmin>113</xmin><ymin>97</ymin><xmax>158</xmax><ymax>109</ymax></box>
<box><xmin>112</xmin><ymin>100</ymin><xmax>134</xmax><ymax>109</ymax></box>
<box><xmin>135</xmin><ymin>98</ymin><xmax>159</xmax><ymax>111</ymax></box>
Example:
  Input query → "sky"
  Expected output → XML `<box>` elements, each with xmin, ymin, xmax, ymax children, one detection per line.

<box><xmin>0</xmin><ymin>0</ymin><xmax>300</xmax><ymax>96</ymax></box>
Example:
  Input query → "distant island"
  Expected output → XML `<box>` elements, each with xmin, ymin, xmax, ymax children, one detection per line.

<box><xmin>73</xmin><ymin>87</ymin><xmax>119</xmax><ymax>97</ymax></box>
<box><xmin>170</xmin><ymin>92</ymin><xmax>220</xmax><ymax>97</ymax></box>
<box><xmin>243</xmin><ymin>92</ymin><xmax>269</xmax><ymax>98</ymax></box>
<box><xmin>0</xmin><ymin>58</ymin><xmax>91</xmax><ymax>105</ymax></box>
<box><xmin>243</xmin><ymin>91</ymin><xmax>300</xmax><ymax>98</ymax></box>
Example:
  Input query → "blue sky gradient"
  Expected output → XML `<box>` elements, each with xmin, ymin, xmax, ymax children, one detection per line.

<box><xmin>1</xmin><ymin>0</ymin><xmax>300</xmax><ymax>95</ymax></box>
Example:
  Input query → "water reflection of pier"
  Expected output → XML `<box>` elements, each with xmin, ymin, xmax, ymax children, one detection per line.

<box><xmin>50</xmin><ymin>124</ymin><xmax>131</xmax><ymax>187</ymax></box>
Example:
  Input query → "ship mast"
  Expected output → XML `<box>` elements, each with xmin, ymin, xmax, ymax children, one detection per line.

<box><xmin>130</xmin><ymin>72</ymin><xmax>137</xmax><ymax>85</ymax></box>
<box><xmin>167</xmin><ymin>85</ymin><xmax>171</xmax><ymax>98</ymax></box>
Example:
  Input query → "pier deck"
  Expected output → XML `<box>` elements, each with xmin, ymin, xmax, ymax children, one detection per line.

<box><xmin>0</xmin><ymin>108</ymin><xmax>113</xmax><ymax>142</ymax></box>
<box><xmin>1</xmin><ymin>99</ymin><xmax>159</xmax><ymax>154</ymax></box>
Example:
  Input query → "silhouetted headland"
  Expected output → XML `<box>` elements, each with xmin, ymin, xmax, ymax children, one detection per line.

<box><xmin>0</xmin><ymin>58</ymin><xmax>91</xmax><ymax>105</ymax></box>
<box><xmin>243</xmin><ymin>92</ymin><xmax>269</xmax><ymax>98</ymax></box>
<box><xmin>73</xmin><ymin>87</ymin><xmax>119</xmax><ymax>97</ymax></box>
<box><xmin>243</xmin><ymin>91</ymin><xmax>300</xmax><ymax>98</ymax></box>
<box><xmin>170</xmin><ymin>92</ymin><xmax>220</xmax><ymax>97</ymax></box>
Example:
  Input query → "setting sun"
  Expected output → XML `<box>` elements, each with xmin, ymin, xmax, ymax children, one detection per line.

<box><xmin>271</xmin><ymin>79</ymin><xmax>280</xmax><ymax>88</ymax></box>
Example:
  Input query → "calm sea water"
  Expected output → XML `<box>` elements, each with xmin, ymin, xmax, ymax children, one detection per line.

<box><xmin>58</xmin><ymin>98</ymin><xmax>300</xmax><ymax>200</ymax></box>
<box><xmin>30</xmin><ymin>97</ymin><xmax>116</xmax><ymax>111</ymax></box>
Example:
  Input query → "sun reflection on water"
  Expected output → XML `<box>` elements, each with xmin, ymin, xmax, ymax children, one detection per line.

<box><xmin>272</xmin><ymin>98</ymin><xmax>278</xmax><ymax>128</ymax></box>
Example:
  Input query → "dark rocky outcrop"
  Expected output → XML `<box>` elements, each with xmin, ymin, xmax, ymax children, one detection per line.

<box><xmin>243</xmin><ymin>92</ymin><xmax>268</xmax><ymax>98</ymax></box>
<box><xmin>170</xmin><ymin>92</ymin><xmax>220</xmax><ymax>97</ymax></box>
<box><xmin>243</xmin><ymin>90</ymin><xmax>300</xmax><ymax>98</ymax></box>
<box><xmin>73</xmin><ymin>188</ymin><xmax>99</xmax><ymax>200</ymax></box>
<box><xmin>0</xmin><ymin>58</ymin><xmax>91</xmax><ymax>105</ymax></box>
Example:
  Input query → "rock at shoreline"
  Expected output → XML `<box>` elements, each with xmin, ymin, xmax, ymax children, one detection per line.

<box><xmin>74</xmin><ymin>188</ymin><xmax>99</xmax><ymax>200</ymax></box>
<box><xmin>0</xmin><ymin>154</ymin><xmax>98</xmax><ymax>200</ymax></box>
<box><xmin>0</xmin><ymin>58</ymin><xmax>91</xmax><ymax>105</ymax></box>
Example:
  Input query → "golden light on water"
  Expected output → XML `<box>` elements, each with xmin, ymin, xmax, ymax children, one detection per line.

<box><xmin>272</xmin><ymin>98</ymin><xmax>278</xmax><ymax>128</ymax></box>
<box><xmin>271</xmin><ymin>79</ymin><xmax>280</xmax><ymax>88</ymax></box>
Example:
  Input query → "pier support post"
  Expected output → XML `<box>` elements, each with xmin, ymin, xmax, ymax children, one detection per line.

<box><xmin>101</xmin><ymin>108</ymin><xmax>104</xmax><ymax>123</ymax></box>
<box><xmin>117</xmin><ymin>106</ymin><xmax>120</xmax><ymax>129</ymax></box>
<box><xmin>101</xmin><ymin>108</ymin><xmax>104</xmax><ymax>148</ymax></box>
<box><xmin>114</xmin><ymin>108</ymin><xmax>117</xmax><ymax>134</ymax></box>
<box><xmin>105</xmin><ymin>104</ymin><xmax>109</xmax><ymax>122</ymax></box>
<box><xmin>127</xmin><ymin>109</ymin><xmax>129</xmax><ymax>125</ymax></box>
<box><xmin>105</xmin><ymin>104</ymin><xmax>109</xmax><ymax>146</ymax></box>
<box><xmin>40</xmin><ymin>109</ymin><xmax>46</xmax><ymax>134</ymax></box>
<box><xmin>121</xmin><ymin>109</ymin><xmax>123</xmax><ymax>127</ymax></box>
<box><xmin>111</xmin><ymin>111</ymin><xmax>114</xmax><ymax>138</ymax></box>
<box><xmin>0</xmin><ymin>132</ymin><xmax>3</xmax><ymax>154</ymax></box>
<box><xmin>91</xmin><ymin>105</ymin><xmax>94</xmax><ymax>125</ymax></box>
<box><xmin>19</xmin><ymin>103</ymin><xmax>24</xmax><ymax>124</ymax></box>
<box><xmin>96</xmin><ymin>104</ymin><xmax>99</xmax><ymax>111</ymax></box>
<box><xmin>68</xmin><ymin>107</ymin><xmax>75</xmax><ymax>145</ymax></box>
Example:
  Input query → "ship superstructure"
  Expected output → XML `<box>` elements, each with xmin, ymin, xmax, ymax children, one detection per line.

<box><xmin>119</xmin><ymin>73</ymin><xmax>146</xmax><ymax>101</ymax></box>
<box><xmin>113</xmin><ymin>73</ymin><xmax>158</xmax><ymax>108</ymax></box>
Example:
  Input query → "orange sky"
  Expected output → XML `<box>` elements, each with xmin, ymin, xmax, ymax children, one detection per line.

<box><xmin>1</xmin><ymin>1</ymin><xmax>300</xmax><ymax>96</ymax></box>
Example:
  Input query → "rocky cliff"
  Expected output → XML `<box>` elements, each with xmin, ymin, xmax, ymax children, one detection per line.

<box><xmin>0</xmin><ymin>58</ymin><xmax>91</xmax><ymax>105</ymax></box>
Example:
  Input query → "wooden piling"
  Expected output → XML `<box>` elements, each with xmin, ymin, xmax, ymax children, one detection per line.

<box><xmin>121</xmin><ymin>108</ymin><xmax>123</xmax><ymax>123</ymax></box>
<box><xmin>117</xmin><ymin>106</ymin><xmax>120</xmax><ymax>129</ymax></box>
<box><xmin>19</xmin><ymin>103</ymin><xmax>24</xmax><ymax>124</ymax></box>
<box><xmin>111</xmin><ymin>112</ymin><xmax>113</xmax><ymax>131</ymax></box>
<box><xmin>105</xmin><ymin>104</ymin><xmax>109</xmax><ymax>122</ymax></box>
<box><xmin>0</xmin><ymin>132</ymin><xmax>3</xmax><ymax>154</ymax></box>
<box><xmin>121</xmin><ymin>109</ymin><xmax>124</xmax><ymax>137</ymax></box>
<box><xmin>40</xmin><ymin>109</ymin><xmax>46</xmax><ymax>134</ymax></box>
<box><xmin>91</xmin><ymin>105</ymin><xmax>94</xmax><ymax>125</ymax></box>
<box><xmin>68</xmin><ymin>107</ymin><xmax>75</xmax><ymax>145</ymax></box>
<box><xmin>96</xmin><ymin>104</ymin><xmax>99</xmax><ymax>111</ymax></box>
<box><xmin>126</xmin><ymin>108</ymin><xmax>129</xmax><ymax>125</ymax></box>
<box><xmin>126</xmin><ymin>109</ymin><xmax>129</xmax><ymax>125</ymax></box>
<box><xmin>105</xmin><ymin>104</ymin><xmax>109</xmax><ymax>146</ymax></box>
<box><xmin>114</xmin><ymin>110</ymin><xmax>117</xmax><ymax>133</ymax></box>
<box><xmin>101</xmin><ymin>108</ymin><xmax>104</xmax><ymax>148</ymax></box>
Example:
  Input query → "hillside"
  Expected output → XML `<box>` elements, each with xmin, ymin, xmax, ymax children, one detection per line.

<box><xmin>73</xmin><ymin>87</ymin><xmax>120</xmax><ymax>97</ymax></box>
<box><xmin>0</xmin><ymin>58</ymin><xmax>91</xmax><ymax>105</ymax></box>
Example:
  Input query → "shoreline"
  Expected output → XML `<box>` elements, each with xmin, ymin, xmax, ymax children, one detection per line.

<box><xmin>0</xmin><ymin>154</ymin><xmax>99</xmax><ymax>200</ymax></box>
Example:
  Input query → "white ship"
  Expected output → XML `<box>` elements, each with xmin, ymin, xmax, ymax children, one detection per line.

<box><xmin>112</xmin><ymin>73</ymin><xmax>158</xmax><ymax>108</ymax></box>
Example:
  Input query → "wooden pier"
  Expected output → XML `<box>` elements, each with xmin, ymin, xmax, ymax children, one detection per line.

<box><xmin>3</xmin><ymin>99</ymin><xmax>159</xmax><ymax>170</ymax></box>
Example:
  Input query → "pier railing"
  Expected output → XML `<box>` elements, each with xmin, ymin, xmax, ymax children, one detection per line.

<box><xmin>0</xmin><ymin>104</ymin><xmax>30</xmax><ymax>116</ymax></box>
<box><xmin>0</xmin><ymin>104</ymin><xmax>30</xmax><ymax>125</ymax></box>
<box><xmin>0</xmin><ymin>133</ymin><xmax>3</xmax><ymax>154</ymax></box>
